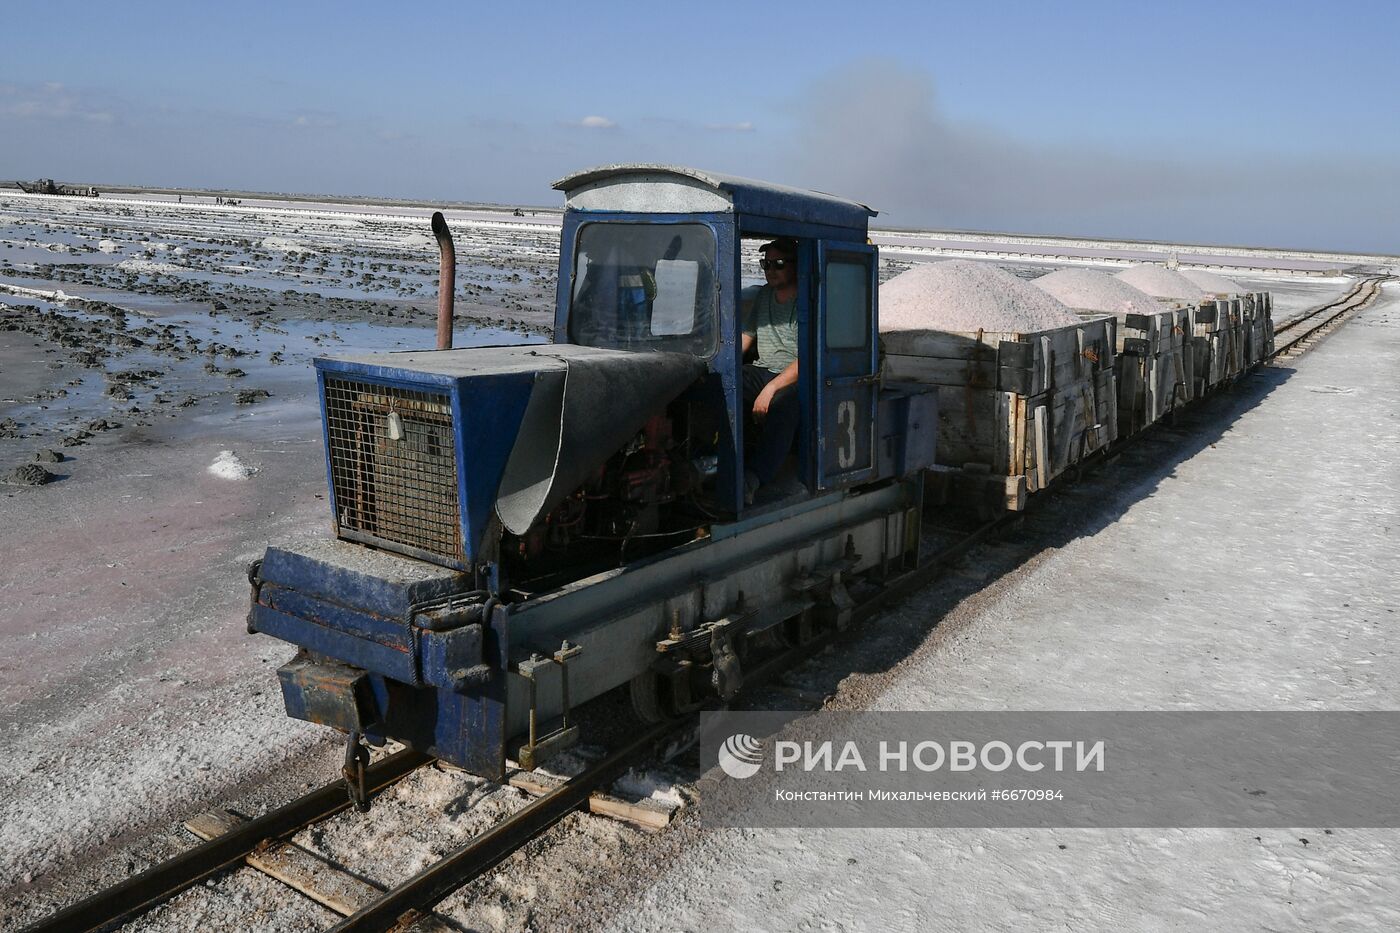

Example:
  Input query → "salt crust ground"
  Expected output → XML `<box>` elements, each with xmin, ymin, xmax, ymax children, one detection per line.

<box><xmin>1229</xmin><ymin>274</ymin><xmax>1354</xmax><ymax>323</ymax></box>
<box><xmin>1</xmin><ymin>195</ymin><xmax>1390</xmax><ymax>930</ymax></box>
<box><xmin>606</xmin><ymin>291</ymin><xmax>1400</xmax><ymax>932</ymax></box>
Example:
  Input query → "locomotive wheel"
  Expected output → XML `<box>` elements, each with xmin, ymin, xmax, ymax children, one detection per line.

<box><xmin>630</xmin><ymin>669</ymin><xmax>672</xmax><ymax>723</ymax></box>
<box><xmin>783</xmin><ymin>609</ymin><xmax>817</xmax><ymax>647</ymax></box>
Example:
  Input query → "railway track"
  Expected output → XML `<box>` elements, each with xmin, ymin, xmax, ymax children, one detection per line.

<box><xmin>1270</xmin><ymin>275</ymin><xmax>1387</xmax><ymax>358</ymax></box>
<box><xmin>23</xmin><ymin>749</ymin><xmax>431</xmax><ymax>933</ymax></box>
<box><xmin>24</xmin><ymin>720</ymin><xmax>704</xmax><ymax>933</ymax></box>
<box><xmin>24</xmin><ymin>275</ymin><xmax>1386</xmax><ymax>933</ymax></box>
<box><xmin>321</xmin><ymin>515</ymin><xmax>1009</xmax><ymax>933</ymax></box>
<box><xmin>22</xmin><ymin>507</ymin><xmax>1001</xmax><ymax>933</ymax></box>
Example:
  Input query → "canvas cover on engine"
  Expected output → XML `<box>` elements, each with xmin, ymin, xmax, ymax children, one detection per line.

<box><xmin>323</xmin><ymin>344</ymin><xmax>705</xmax><ymax>541</ymax></box>
<box><xmin>493</xmin><ymin>346</ymin><xmax>705</xmax><ymax>533</ymax></box>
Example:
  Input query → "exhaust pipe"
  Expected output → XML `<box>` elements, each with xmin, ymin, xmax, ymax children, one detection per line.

<box><xmin>432</xmin><ymin>211</ymin><xmax>456</xmax><ymax>350</ymax></box>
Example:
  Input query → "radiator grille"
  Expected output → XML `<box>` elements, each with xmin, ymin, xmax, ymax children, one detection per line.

<box><xmin>324</xmin><ymin>377</ymin><xmax>462</xmax><ymax>564</ymax></box>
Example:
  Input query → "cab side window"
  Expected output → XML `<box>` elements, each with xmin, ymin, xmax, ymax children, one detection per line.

<box><xmin>825</xmin><ymin>256</ymin><xmax>870</xmax><ymax>350</ymax></box>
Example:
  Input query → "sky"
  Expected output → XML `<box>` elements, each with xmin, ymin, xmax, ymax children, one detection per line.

<box><xmin>3</xmin><ymin>0</ymin><xmax>1397</xmax><ymax>252</ymax></box>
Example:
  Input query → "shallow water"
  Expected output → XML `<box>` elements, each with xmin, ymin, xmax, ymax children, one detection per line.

<box><xmin>0</xmin><ymin>192</ymin><xmax>561</xmax><ymax>322</ymax></box>
<box><xmin>0</xmin><ymin>283</ymin><xmax>541</xmax><ymax>458</ymax></box>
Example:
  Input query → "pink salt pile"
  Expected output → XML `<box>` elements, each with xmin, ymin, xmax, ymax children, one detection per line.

<box><xmin>1114</xmin><ymin>265</ymin><xmax>1210</xmax><ymax>301</ymax></box>
<box><xmin>879</xmin><ymin>260</ymin><xmax>1081</xmax><ymax>334</ymax></box>
<box><xmin>1032</xmin><ymin>268</ymin><xmax>1163</xmax><ymax>318</ymax></box>
<box><xmin>1178</xmin><ymin>268</ymin><xmax>1243</xmax><ymax>295</ymax></box>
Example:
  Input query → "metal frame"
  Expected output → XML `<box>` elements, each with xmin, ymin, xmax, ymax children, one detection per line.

<box><xmin>814</xmin><ymin>240</ymin><xmax>880</xmax><ymax>489</ymax></box>
<box><xmin>554</xmin><ymin>210</ymin><xmax>743</xmax><ymax>508</ymax></box>
<box><xmin>260</xmin><ymin>166</ymin><xmax>922</xmax><ymax>782</ymax></box>
<box><xmin>256</xmin><ymin>475</ymin><xmax>922</xmax><ymax>780</ymax></box>
<box><xmin>314</xmin><ymin>359</ymin><xmax>535</xmax><ymax>570</ymax></box>
<box><xmin>496</xmin><ymin>477</ymin><xmax>920</xmax><ymax>742</ymax></box>
<box><xmin>551</xmin><ymin>173</ymin><xmax>881</xmax><ymax>515</ymax></box>
<box><xmin>733</xmin><ymin>226</ymin><xmax>881</xmax><ymax>495</ymax></box>
<box><xmin>554</xmin><ymin>164</ymin><xmax>877</xmax><ymax>230</ymax></box>
<box><xmin>315</xmin><ymin>365</ymin><xmax>468</xmax><ymax>571</ymax></box>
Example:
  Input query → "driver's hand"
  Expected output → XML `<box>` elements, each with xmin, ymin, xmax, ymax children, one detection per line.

<box><xmin>753</xmin><ymin>384</ymin><xmax>775</xmax><ymax>421</ymax></box>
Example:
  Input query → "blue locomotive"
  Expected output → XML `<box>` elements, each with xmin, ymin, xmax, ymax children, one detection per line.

<box><xmin>248</xmin><ymin>166</ymin><xmax>938</xmax><ymax>783</ymax></box>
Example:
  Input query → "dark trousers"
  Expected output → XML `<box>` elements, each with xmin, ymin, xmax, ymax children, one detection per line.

<box><xmin>741</xmin><ymin>365</ymin><xmax>800</xmax><ymax>484</ymax></box>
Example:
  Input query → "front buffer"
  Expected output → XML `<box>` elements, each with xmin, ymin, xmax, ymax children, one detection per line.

<box><xmin>250</xmin><ymin>539</ymin><xmax>509</xmax><ymax>778</ymax></box>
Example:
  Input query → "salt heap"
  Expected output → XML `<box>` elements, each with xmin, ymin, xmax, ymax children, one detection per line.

<box><xmin>207</xmin><ymin>449</ymin><xmax>257</xmax><ymax>480</ymax></box>
<box><xmin>879</xmin><ymin>260</ymin><xmax>1082</xmax><ymax>334</ymax></box>
<box><xmin>115</xmin><ymin>258</ymin><xmax>181</xmax><ymax>275</ymax></box>
<box><xmin>1033</xmin><ymin>268</ymin><xmax>1161</xmax><ymax>319</ymax></box>
<box><xmin>1178</xmin><ymin>268</ymin><xmax>1243</xmax><ymax>295</ymax></box>
<box><xmin>1115</xmin><ymin>265</ymin><xmax>1209</xmax><ymax>301</ymax></box>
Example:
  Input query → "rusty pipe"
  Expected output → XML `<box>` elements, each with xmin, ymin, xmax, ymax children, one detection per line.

<box><xmin>432</xmin><ymin>211</ymin><xmax>455</xmax><ymax>350</ymax></box>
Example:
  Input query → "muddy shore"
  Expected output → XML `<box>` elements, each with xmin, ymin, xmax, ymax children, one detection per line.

<box><xmin>0</xmin><ymin>192</ymin><xmax>553</xmax><ymax>484</ymax></box>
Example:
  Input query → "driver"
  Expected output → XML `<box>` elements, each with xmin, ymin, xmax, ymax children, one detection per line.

<box><xmin>740</xmin><ymin>238</ymin><xmax>801</xmax><ymax>502</ymax></box>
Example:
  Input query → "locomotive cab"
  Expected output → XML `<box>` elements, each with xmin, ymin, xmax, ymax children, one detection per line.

<box><xmin>553</xmin><ymin>164</ymin><xmax>885</xmax><ymax>515</ymax></box>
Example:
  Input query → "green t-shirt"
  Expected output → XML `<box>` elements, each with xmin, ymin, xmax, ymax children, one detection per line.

<box><xmin>743</xmin><ymin>286</ymin><xmax>799</xmax><ymax>374</ymax></box>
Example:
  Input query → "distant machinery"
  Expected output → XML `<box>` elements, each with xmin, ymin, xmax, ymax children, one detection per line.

<box><xmin>16</xmin><ymin>178</ymin><xmax>100</xmax><ymax>197</ymax></box>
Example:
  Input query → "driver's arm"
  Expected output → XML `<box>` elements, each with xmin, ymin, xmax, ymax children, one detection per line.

<box><xmin>768</xmin><ymin>359</ymin><xmax>798</xmax><ymax>390</ymax></box>
<box><xmin>753</xmin><ymin>359</ymin><xmax>798</xmax><ymax>418</ymax></box>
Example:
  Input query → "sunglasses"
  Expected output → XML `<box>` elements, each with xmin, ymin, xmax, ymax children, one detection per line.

<box><xmin>759</xmin><ymin>258</ymin><xmax>793</xmax><ymax>271</ymax></box>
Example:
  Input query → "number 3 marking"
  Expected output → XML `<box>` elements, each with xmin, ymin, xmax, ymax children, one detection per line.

<box><xmin>837</xmin><ymin>400</ymin><xmax>857</xmax><ymax>469</ymax></box>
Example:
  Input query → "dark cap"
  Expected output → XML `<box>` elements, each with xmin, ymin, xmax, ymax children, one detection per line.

<box><xmin>759</xmin><ymin>238</ymin><xmax>799</xmax><ymax>258</ymax></box>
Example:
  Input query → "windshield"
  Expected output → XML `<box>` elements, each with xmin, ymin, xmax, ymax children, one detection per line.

<box><xmin>568</xmin><ymin>222</ymin><xmax>717</xmax><ymax>356</ymax></box>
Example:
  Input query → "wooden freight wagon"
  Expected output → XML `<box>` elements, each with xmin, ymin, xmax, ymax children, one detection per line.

<box><xmin>1241</xmin><ymin>292</ymin><xmax>1274</xmax><ymax>365</ymax></box>
<box><xmin>881</xmin><ymin>316</ymin><xmax>1118</xmax><ymax>513</ymax></box>
<box><xmin>1083</xmin><ymin>306</ymin><xmax>1193</xmax><ymax>440</ymax></box>
<box><xmin>1185</xmin><ymin>290</ymin><xmax>1274</xmax><ymax>393</ymax></box>
<box><xmin>1190</xmin><ymin>297</ymin><xmax>1245</xmax><ymax>393</ymax></box>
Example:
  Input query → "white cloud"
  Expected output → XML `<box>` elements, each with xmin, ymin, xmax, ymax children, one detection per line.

<box><xmin>577</xmin><ymin>115</ymin><xmax>617</xmax><ymax>129</ymax></box>
<box><xmin>0</xmin><ymin>82</ymin><xmax>114</xmax><ymax>123</ymax></box>
<box><xmin>290</xmin><ymin>111</ymin><xmax>338</xmax><ymax>129</ymax></box>
<box><xmin>706</xmin><ymin>121</ymin><xmax>754</xmax><ymax>132</ymax></box>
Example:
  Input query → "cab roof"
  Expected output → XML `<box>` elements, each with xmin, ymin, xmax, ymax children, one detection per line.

<box><xmin>553</xmin><ymin>163</ymin><xmax>877</xmax><ymax>232</ymax></box>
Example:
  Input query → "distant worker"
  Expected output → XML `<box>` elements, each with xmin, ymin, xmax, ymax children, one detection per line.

<box><xmin>740</xmin><ymin>238</ymin><xmax>801</xmax><ymax>502</ymax></box>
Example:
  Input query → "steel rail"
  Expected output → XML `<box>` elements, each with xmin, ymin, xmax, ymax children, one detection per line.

<box><xmin>24</xmin><ymin>748</ymin><xmax>432</xmax><ymax>933</ymax></box>
<box><xmin>1271</xmin><ymin>278</ymin><xmax>1373</xmax><ymax>336</ymax></box>
<box><xmin>327</xmin><ymin>723</ymin><xmax>673</xmax><ymax>933</ymax></box>
<box><xmin>1271</xmin><ymin>278</ymin><xmax>1383</xmax><ymax>357</ymax></box>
